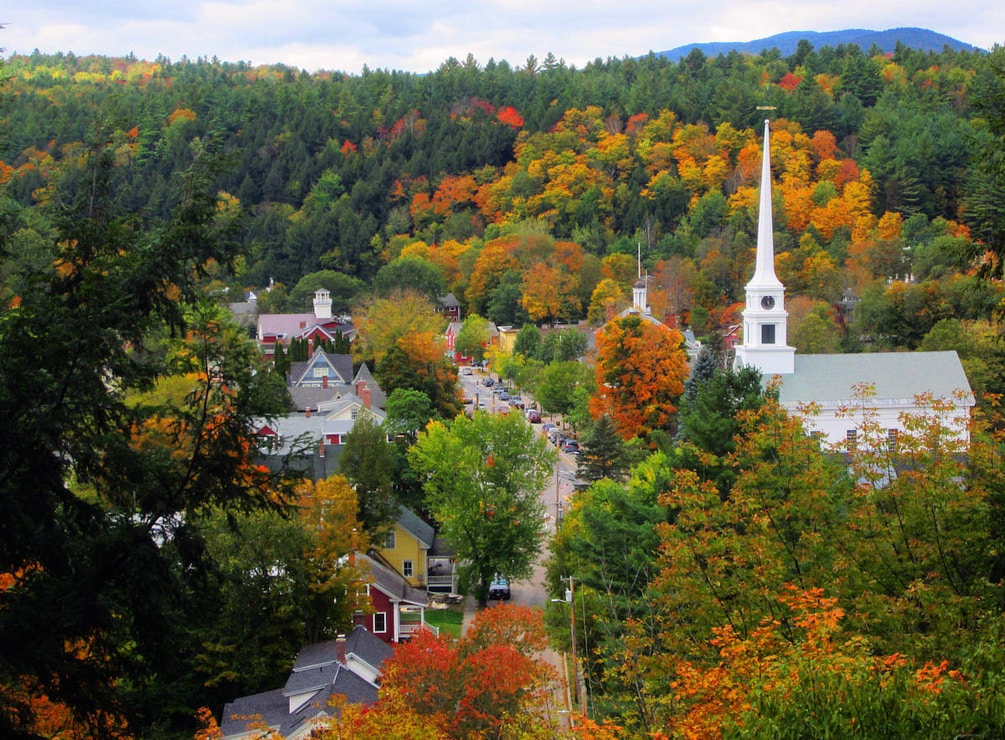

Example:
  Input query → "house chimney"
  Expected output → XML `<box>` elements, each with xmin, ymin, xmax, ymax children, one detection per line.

<box><xmin>336</xmin><ymin>634</ymin><xmax>347</xmax><ymax>665</ymax></box>
<box><xmin>362</xmin><ymin>386</ymin><xmax>371</xmax><ymax>410</ymax></box>
<box><xmin>305</xmin><ymin>407</ymin><xmax>311</xmax><ymax>418</ymax></box>
<box><xmin>322</xmin><ymin>375</ymin><xmax>328</xmax><ymax>389</ymax></box>
<box><xmin>319</xmin><ymin>439</ymin><xmax>325</xmax><ymax>458</ymax></box>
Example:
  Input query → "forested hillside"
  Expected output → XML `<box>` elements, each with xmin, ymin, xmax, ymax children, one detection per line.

<box><xmin>5</xmin><ymin>40</ymin><xmax>1005</xmax><ymax>738</ymax></box>
<box><xmin>3</xmin><ymin>43</ymin><xmax>1003</xmax><ymax>366</ymax></box>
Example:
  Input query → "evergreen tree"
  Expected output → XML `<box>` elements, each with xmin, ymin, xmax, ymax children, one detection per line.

<box><xmin>576</xmin><ymin>414</ymin><xmax>628</xmax><ymax>482</ymax></box>
<box><xmin>0</xmin><ymin>134</ymin><xmax>298</xmax><ymax>735</ymax></box>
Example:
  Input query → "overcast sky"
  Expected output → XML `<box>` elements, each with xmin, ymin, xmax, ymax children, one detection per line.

<box><xmin>2</xmin><ymin>1</ymin><xmax>1001</xmax><ymax>75</ymax></box>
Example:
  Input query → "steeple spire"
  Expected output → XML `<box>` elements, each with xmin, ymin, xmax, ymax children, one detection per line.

<box><xmin>734</xmin><ymin>119</ymin><xmax>794</xmax><ymax>375</ymax></box>
<box><xmin>749</xmin><ymin>118</ymin><xmax>783</xmax><ymax>290</ymax></box>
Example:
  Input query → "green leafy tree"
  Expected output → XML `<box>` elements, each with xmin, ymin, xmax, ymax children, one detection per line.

<box><xmin>485</xmin><ymin>269</ymin><xmax>530</xmax><ymax>327</ymax></box>
<box><xmin>376</xmin><ymin>342</ymin><xmax>461</xmax><ymax>421</ymax></box>
<box><xmin>384</xmin><ymin>387</ymin><xmax>436</xmax><ymax>442</ymax></box>
<box><xmin>512</xmin><ymin>323</ymin><xmax>541</xmax><ymax>359</ymax></box>
<box><xmin>536</xmin><ymin>327</ymin><xmax>588</xmax><ymax>363</ymax></box>
<box><xmin>535</xmin><ymin>360</ymin><xmax>595</xmax><ymax>417</ymax></box>
<box><xmin>339</xmin><ymin>413</ymin><xmax>398</xmax><ymax>536</ymax></box>
<box><xmin>409</xmin><ymin>412</ymin><xmax>555</xmax><ymax>606</ymax></box>
<box><xmin>455</xmin><ymin>314</ymin><xmax>492</xmax><ymax>362</ymax></box>
<box><xmin>288</xmin><ymin>270</ymin><xmax>366</xmax><ymax>313</ymax></box>
<box><xmin>372</xmin><ymin>256</ymin><xmax>447</xmax><ymax>300</ymax></box>
<box><xmin>546</xmin><ymin>454</ymin><xmax>671</xmax><ymax>726</ymax></box>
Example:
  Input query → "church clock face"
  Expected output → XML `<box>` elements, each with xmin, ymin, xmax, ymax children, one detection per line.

<box><xmin>760</xmin><ymin>295</ymin><xmax>776</xmax><ymax>310</ymax></box>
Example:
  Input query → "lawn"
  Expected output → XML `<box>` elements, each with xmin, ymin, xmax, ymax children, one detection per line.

<box><xmin>424</xmin><ymin>606</ymin><xmax>464</xmax><ymax>638</ymax></box>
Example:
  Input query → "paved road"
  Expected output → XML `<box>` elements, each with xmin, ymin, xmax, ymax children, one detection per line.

<box><xmin>458</xmin><ymin>366</ymin><xmax>581</xmax><ymax>732</ymax></box>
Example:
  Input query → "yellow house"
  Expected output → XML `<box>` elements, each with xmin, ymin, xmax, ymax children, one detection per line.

<box><xmin>376</xmin><ymin>507</ymin><xmax>434</xmax><ymax>589</ymax></box>
<box><xmin>496</xmin><ymin>325</ymin><xmax>520</xmax><ymax>354</ymax></box>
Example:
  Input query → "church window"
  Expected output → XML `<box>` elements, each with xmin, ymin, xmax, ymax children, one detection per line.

<box><xmin>846</xmin><ymin>429</ymin><xmax>858</xmax><ymax>449</ymax></box>
<box><xmin>887</xmin><ymin>428</ymin><xmax>898</xmax><ymax>452</ymax></box>
<box><xmin>761</xmin><ymin>324</ymin><xmax>776</xmax><ymax>344</ymax></box>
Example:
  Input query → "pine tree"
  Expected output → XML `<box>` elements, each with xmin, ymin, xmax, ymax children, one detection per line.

<box><xmin>576</xmin><ymin>414</ymin><xmax>628</xmax><ymax>482</ymax></box>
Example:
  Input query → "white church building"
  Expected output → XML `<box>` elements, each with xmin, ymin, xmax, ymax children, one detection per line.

<box><xmin>734</xmin><ymin>120</ymin><xmax>974</xmax><ymax>447</ymax></box>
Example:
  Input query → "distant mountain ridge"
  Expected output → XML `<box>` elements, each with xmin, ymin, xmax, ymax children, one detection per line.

<box><xmin>657</xmin><ymin>27</ymin><xmax>979</xmax><ymax>62</ymax></box>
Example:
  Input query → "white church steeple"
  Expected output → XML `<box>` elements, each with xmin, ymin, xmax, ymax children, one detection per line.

<box><xmin>734</xmin><ymin>119</ymin><xmax>795</xmax><ymax>375</ymax></box>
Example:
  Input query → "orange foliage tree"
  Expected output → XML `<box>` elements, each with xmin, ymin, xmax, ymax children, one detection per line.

<box><xmin>589</xmin><ymin>315</ymin><xmax>689</xmax><ymax>439</ymax></box>
<box><xmin>668</xmin><ymin>586</ymin><xmax>1000</xmax><ymax>739</ymax></box>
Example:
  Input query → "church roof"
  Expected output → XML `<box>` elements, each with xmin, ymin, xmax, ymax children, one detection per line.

<box><xmin>775</xmin><ymin>351</ymin><xmax>973</xmax><ymax>407</ymax></box>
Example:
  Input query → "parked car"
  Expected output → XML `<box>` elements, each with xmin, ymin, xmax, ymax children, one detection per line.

<box><xmin>510</xmin><ymin>399</ymin><xmax>525</xmax><ymax>410</ymax></box>
<box><xmin>498</xmin><ymin>391</ymin><xmax>510</xmax><ymax>401</ymax></box>
<box><xmin>482</xmin><ymin>377</ymin><xmax>495</xmax><ymax>387</ymax></box>
<box><xmin>488</xmin><ymin>577</ymin><xmax>511</xmax><ymax>601</ymax></box>
<box><xmin>526</xmin><ymin>409</ymin><xmax>542</xmax><ymax>423</ymax></box>
<box><xmin>563</xmin><ymin>440</ymin><xmax>581</xmax><ymax>455</ymax></box>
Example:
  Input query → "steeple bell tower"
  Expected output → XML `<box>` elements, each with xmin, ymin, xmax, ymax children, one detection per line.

<box><xmin>734</xmin><ymin>119</ymin><xmax>795</xmax><ymax>375</ymax></box>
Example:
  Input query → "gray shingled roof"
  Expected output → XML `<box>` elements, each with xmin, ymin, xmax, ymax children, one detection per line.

<box><xmin>220</xmin><ymin>688</ymin><xmax>287</xmax><ymax>738</ymax></box>
<box><xmin>345</xmin><ymin>624</ymin><xmax>394</xmax><ymax>672</ymax></box>
<box><xmin>775</xmin><ymin>351</ymin><xmax>973</xmax><ymax>406</ymax></box>
<box><xmin>284</xmin><ymin>661</ymin><xmax>337</xmax><ymax>698</ymax></box>
<box><xmin>278</xmin><ymin>666</ymin><xmax>377</xmax><ymax>738</ymax></box>
<box><xmin>396</xmin><ymin>506</ymin><xmax>435</xmax><ymax>549</ymax></box>
<box><xmin>289</xmin><ymin>350</ymin><xmax>354</xmax><ymax>387</ymax></box>
<box><xmin>359</xmin><ymin>553</ymin><xmax>429</xmax><ymax>606</ymax></box>
<box><xmin>439</xmin><ymin>292</ymin><xmax>460</xmax><ymax>308</ymax></box>
<box><xmin>289</xmin><ymin>386</ymin><xmax>353</xmax><ymax>411</ymax></box>
<box><xmin>293</xmin><ymin>640</ymin><xmax>341</xmax><ymax>671</ymax></box>
<box><xmin>220</xmin><ymin>633</ymin><xmax>384</xmax><ymax>739</ymax></box>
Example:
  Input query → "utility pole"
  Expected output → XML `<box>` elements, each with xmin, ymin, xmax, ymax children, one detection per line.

<box><xmin>570</xmin><ymin>575</ymin><xmax>580</xmax><ymax>715</ymax></box>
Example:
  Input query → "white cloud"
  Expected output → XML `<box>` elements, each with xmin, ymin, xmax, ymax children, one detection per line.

<box><xmin>2</xmin><ymin>0</ymin><xmax>1001</xmax><ymax>74</ymax></box>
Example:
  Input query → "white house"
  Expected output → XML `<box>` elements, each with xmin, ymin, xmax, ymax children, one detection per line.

<box><xmin>734</xmin><ymin>120</ymin><xmax>974</xmax><ymax>447</ymax></box>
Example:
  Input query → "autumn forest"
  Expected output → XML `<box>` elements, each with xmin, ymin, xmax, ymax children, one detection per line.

<box><xmin>4</xmin><ymin>37</ymin><xmax>1005</xmax><ymax>738</ymax></box>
